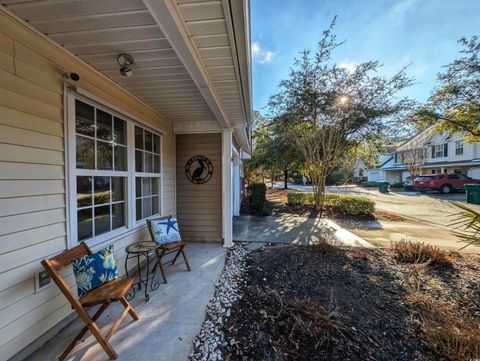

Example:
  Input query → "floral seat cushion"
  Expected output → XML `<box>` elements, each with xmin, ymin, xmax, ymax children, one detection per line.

<box><xmin>72</xmin><ymin>245</ymin><xmax>118</xmax><ymax>297</ymax></box>
<box><xmin>150</xmin><ymin>218</ymin><xmax>182</xmax><ymax>245</ymax></box>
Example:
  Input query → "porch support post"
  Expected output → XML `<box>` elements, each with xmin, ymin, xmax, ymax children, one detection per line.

<box><xmin>232</xmin><ymin>148</ymin><xmax>240</xmax><ymax>217</ymax></box>
<box><xmin>222</xmin><ymin>129</ymin><xmax>233</xmax><ymax>247</ymax></box>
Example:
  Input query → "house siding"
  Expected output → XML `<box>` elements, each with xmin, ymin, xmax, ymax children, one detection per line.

<box><xmin>0</xmin><ymin>13</ymin><xmax>175</xmax><ymax>361</ymax></box>
<box><xmin>176</xmin><ymin>133</ymin><xmax>222</xmax><ymax>242</ymax></box>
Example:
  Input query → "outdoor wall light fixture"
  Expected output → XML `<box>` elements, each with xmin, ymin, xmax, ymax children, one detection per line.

<box><xmin>117</xmin><ymin>53</ymin><xmax>134</xmax><ymax>77</ymax></box>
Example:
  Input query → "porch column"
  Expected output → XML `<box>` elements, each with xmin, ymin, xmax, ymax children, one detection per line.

<box><xmin>232</xmin><ymin>147</ymin><xmax>241</xmax><ymax>217</ymax></box>
<box><xmin>222</xmin><ymin>129</ymin><xmax>233</xmax><ymax>247</ymax></box>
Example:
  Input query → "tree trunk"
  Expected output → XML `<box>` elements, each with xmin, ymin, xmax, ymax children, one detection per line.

<box><xmin>284</xmin><ymin>169</ymin><xmax>288</xmax><ymax>189</ymax></box>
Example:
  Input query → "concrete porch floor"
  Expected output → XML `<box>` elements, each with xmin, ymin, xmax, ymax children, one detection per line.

<box><xmin>25</xmin><ymin>243</ymin><xmax>226</xmax><ymax>361</ymax></box>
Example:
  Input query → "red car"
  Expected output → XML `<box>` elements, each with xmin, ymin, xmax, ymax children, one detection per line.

<box><xmin>413</xmin><ymin>173</ymin><xmax>480</xmax><ymax>194</ymax></box>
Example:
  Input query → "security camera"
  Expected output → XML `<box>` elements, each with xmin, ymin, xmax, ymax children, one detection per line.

<box><xmin>66</xmin><ymin>72</ymin><xmax>80</xmax><ymax>81</ymax></box>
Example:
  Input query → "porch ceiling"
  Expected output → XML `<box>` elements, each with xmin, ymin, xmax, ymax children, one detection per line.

<box><xmin>3</xmin><ymin>0</ymin><xmax>251</xmax><ymax>147</ymax></box>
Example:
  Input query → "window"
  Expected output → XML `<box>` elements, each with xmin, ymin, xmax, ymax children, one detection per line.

<box><xmin>69</xmin><ymin>95</ymin><xmax>162</xmax><ymax>246</ymax></box>
<box><xmin>455</xmin><ymin>141</ymin><xmax>464</xmax><ymax>155</ymax></box>
<box><xmin>433</xmin><ymin>143</ymin><xmax>448</xmax><ymax>158</ymax></box>
<box><xmin>134</xmin><ymin>126</ymin><xmax>161</xmax><ymax>221</ymax></box>
<box><xmin>447</xmin><ymin>174</ymin><xmax>459</xmax><ymax>179</ymax></box>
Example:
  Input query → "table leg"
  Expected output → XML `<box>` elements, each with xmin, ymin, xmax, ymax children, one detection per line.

<box><xmin>144</xmin><ymin>251</ymin><xmax>150</xmax><ymax>302</ymax></box>
<box><xmin>124</xmin><ymin>254</ymin><xmax>136</xmax><ymax>301</ymax></box>
<box><xmin>137</xmin><ymin>253</ymin><xmax>142</xmax><ymax>291</ymax></box>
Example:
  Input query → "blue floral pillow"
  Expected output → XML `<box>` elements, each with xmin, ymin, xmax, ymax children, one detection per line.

<box><xmin>150</xmin><ymin>218</ymin><xmax>182</xmax><ymax>244</ymax></box>
<box><xmin>72</xmin><ymin>245</ymin><xmax>118</xmax><ymax>297</ymax></box>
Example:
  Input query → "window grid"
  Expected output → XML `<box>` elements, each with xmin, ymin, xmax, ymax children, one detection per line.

<box><xmin>69</xmin><ymin>94</ymin><xmax>163</xmax><ymax>247</ymax></box>
<box><xmin>455</xmin><ymin>141</ymin><xmax>464</xmax><ymax>155</ymax></box>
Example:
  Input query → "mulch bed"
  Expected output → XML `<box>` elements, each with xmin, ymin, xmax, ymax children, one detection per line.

<box><xmin>222</xmin><ymin>245</ymin><xmax>480</xmax><ymax>361</ymax></box>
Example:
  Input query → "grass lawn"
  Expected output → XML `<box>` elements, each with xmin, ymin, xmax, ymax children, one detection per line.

<box><xmin>219</xmin><ymin>244</ymin><xmax>480</xmax><ymax>361</ymax></box>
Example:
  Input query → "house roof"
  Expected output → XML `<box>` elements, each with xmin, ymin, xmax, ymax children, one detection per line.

<box><xmin>2</xmin><ymin>0</ymin><xmax>252</xmax><ymax>150</ymax></box>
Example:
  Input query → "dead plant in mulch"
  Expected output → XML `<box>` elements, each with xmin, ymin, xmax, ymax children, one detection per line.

<box><xmin>257</xmin><ymin>291</ymin><xmax>355</xmax><ymax>360</ymax></box>
<box><xmin>392</xmin><ymin>240</ymin><xmax>455</xmax><ymax>267</ymax></box>
<box><xmin>406</xmin><ymin>286</ymin><xmax>480</xmax><ymax>360</ymax></box>
<box><xmin>400</xmin><ymin>257</ymin><xmax>480</xmax><ymax>361</ymax></box>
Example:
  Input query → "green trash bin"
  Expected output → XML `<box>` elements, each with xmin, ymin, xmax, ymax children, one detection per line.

<box><xmin>379</xmin><ymin>181</ymin><xmax>390</xmax><ymax>194</ymax></box>
<box><xmin>465</xmin><ymin>184</ymin><xmax>480</xmax><ymax>205</ymax></box>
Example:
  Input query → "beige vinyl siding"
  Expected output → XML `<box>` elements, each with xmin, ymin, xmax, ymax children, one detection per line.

<box><xmin>176</xmin><ymin>133</ymin><xmax>222</xmax><ymax>242</ymax></box>
<box><xmin>0</xmin><ymin>13</ymin><xmax>175</xmax><ymax>361</ymax></box>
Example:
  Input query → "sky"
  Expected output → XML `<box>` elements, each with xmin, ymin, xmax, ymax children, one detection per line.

<box><xmin>250</xmin><ymin>0</ymin><xmax>480</xmax><ymax>113</ymax></box>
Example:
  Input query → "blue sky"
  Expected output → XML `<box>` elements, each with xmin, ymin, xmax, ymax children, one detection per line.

<box><xmin>251</xmin><ymin>0</ymin><xmax>480</xmax><ymax>112</ymax></box>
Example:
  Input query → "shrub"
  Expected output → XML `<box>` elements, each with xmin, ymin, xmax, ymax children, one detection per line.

<box><xmin>246</xmin><ymin>183</ymin><xmax>267</xmax><ymax>215</ymax></box>
<box><xmin>361</xmin><ymin>181</ymin><xmax>379</xmax><ymax>187</ymax></box>
<box><xmin>334</xmin><ymin>195</ymin><xmax>375</xmax><ymax>215</ymax></box>
<box><xmin>390</xmin><ymin>182</ymin><xmax>404</xmax><ymax>189</ymax></box>
<box><xmin>287</xmin><ymin>192</ymin><xmax>315</xmax><ymax>205</ymax></box>
<box><xmin>287</xmin><ymin>192</ymin><xmax>375</xmax><ymax>215</ymax></box>
<box><xmin>391</xmin><ymin>240</ymin><xmax>454</xmax><ymax>267</ymax></box>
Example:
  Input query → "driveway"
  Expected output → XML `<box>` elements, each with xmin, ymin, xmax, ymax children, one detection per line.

<box><xmin>280</xmin><ymin>182</ymin><xmax>480</xmax><ymax>228</ymax></box>
<box><xmin>274</xmin><ymin>182</ymin><xmax>480</xmax><ymax>253</ymax></box>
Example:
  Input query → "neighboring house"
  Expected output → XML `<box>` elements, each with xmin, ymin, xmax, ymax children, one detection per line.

<box><xmin>0</xmin><ymin>2</ymin><xmax>252</xmax><ymax>360</ymax></box>
<box><xmin>355</xmin><ymin>126</ymin><xmax>480</xmax><ymax>183</ymax></box>
<box><xmin>352</xmin><ymin>159</ymin><xmax>368</xmax><ymax>182</ymax></box>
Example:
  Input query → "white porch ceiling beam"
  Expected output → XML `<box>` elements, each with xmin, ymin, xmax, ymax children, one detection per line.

<box><xmin>143</xmin><ymin>0</ymin><xmax>231</xmax><ymax>130</ymax></box>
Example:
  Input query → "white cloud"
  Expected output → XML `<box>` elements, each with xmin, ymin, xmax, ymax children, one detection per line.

<box><xmin>251</xmin><ymin>41</ymin><xmax>276</xmax><ymax>64</ymax></box>
<box><xmin>339</xmin><ymin>59</ymin><xmax>359</xmax><ymax>74</ymax></box>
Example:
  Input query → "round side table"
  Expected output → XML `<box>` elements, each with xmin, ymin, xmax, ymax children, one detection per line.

<box><xmin>124</xmin><ymin>241</ymin><xmax>160</xmax><ymax>302</ymax></box>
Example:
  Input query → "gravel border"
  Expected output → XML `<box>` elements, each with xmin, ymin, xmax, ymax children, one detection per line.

<box><xmin>189</xmin><ymin>244</ymin><xmax>251</xmax><ymax>361</ymax></box>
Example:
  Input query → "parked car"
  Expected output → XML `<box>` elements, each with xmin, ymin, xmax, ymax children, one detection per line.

<box><xmin>413</xmin><ymin>173</ymin><xmax>480</xmax><ymax>194</ymax></box>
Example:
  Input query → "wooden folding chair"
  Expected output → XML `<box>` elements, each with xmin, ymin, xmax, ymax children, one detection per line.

<box><xmin>147</xmin><ymin>215</ymin><xmax>191</xmax><ymax>283</ymax></box>
<box><xmin>41</xmin><ymin>242</ymin><xmax>139</xmax><ymax>360</ymax></box>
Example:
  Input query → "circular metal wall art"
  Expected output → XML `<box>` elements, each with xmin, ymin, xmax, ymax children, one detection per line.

<box><xmin>185</xmin><ymin>155</ymin><xmax>213</xmax><ymax>184</ymax></box>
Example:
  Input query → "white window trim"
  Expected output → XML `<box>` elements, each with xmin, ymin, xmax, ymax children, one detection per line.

<box><xmin>65</xmin><ymin>89</ymin><xmax>164</xmax><ymax>249</ymax></box>
<box><xmin>455</xmin><ymin>140</ymin><xmax>464</xmax><ymax>155</ymax></box>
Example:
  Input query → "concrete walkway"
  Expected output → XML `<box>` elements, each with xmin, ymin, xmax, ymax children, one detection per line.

<box><xmin>233</xmin><ymin>215</ymin><xmax>373</xmax><ymax>248</ymax></box>
<box><xmin>25</xmin><ymin>243</ymin><xmax>225</xmax><ymax>361</ymax></box>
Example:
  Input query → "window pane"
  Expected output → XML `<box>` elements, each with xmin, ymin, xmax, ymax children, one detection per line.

<box><xmin>75</xmin><ymin>100</ymin><xmax>95</xmax><ymax>137</ymax></box>
<box><xmin>78</xmin><ymin>208</ymin><xmax>93</xmax><ymax>240</ymax></box>
<box><xmin>97</xmin><ymin>141</ymin><xmax>113</xmax><ymax>170</ymax></box>
<box><xmin>152</xmin><ymin>178</ymin><xmax>159</xmax><ymax>195</ymax></box>
<box><xmin>114</xmin><ymin>117</ymin><xmax>126</xmax><ymax>145</ymax></box>
<box><xmin>94</xmin><ymin>176</ymin><xmax>110</xmax><ymax>205</ymax></box>
<box><xmin>112</xmin><ymin>177</ymin><xmax>124</xmax><ymax>202</ymax></box>
<box><xmin>77</xmin><ymin>176</ymin><xmax>93</xmax><ymax>207</ymax></box>
<box><xmin>143</xmin><ymin>197</ymin><xmax>152</xmax><ymax>219</ymax></box>
<box><xmin>135</xmin><ymin>150</ymin><xmax>143</xmax><ymax>172</ymax></box>
<box><xmin>76</xmin><ymin>136</ymin><xmax>95</xmax><ymax>169</ymax></box>
<box><xmin>136</xmin><ymin>177</ymin><xmax>142</xmax><ymax>198</ymax></box>
<box><xmin>135</xmin><ymin>126</ymin><xmax>144</xmax><ymax>150</ymax></box>
<box><xmin>114</xmin><ymin>145</ymin><xmax>127</xmax><ymax>171</ymax></box>
<box><xmin>154</xmin><ymin>135</ymin><xmax>160</xmax><ymax>154</ymax></box>
<box><xmin>96</xmin><ymin>109</ymin><xmax>112</xmax><ymax>141</ymax></box>
<box><xmin>136</xmin><ymin>198</ymin><xmax>142</xmax><ymax>221</ymax></box>
<box><xmin>152</xmin><ymin>196</ymin><xmax>159</xmax><ymax>215</ymax></box>
<box><xmin>142</xmin><ymin>178</ymin><xmax>151</xmax><ymax>196</ymax></box>
<box><xmin>154</xmin><ymin>155</ymin><xmax>161</xmax><ymax>173</ymax></box>
<box><xmin>94</xmin><ymin>205</ymin><xmax>111</xmax><ymax>236</ymax></box>
<box><xmin>145</xmin><ymin>131</ymin><xmax>153</xmax><ymax>152</ymax></box>
<box><xmin>112</xmin><ymin>203</ymin><xmax>125</xmax><ymax>230</ymax></box>
<box><xmin>145</xmin><ymin>152</ymin><xmax>153</xmax><ymax>173</ymax></box>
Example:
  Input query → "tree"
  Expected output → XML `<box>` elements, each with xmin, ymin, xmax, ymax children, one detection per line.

<box><xmin>269</xmin><ymin>18</ymin><xmax>413</xmax><ymax>210</ymax></box>
<box><xmin>413</xmin><ymin>36</ymin><xmax>480</xmax><ymax>142</ymax></box>
<box><xmin>397</xmin><ymin>139</ymin><xmax>426</xmax><ymax>179</ymax></box>
<box><xmin>246</xmin><ymin>111</ymin><xmax>303</xmax><ymax>188</ymax></box>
